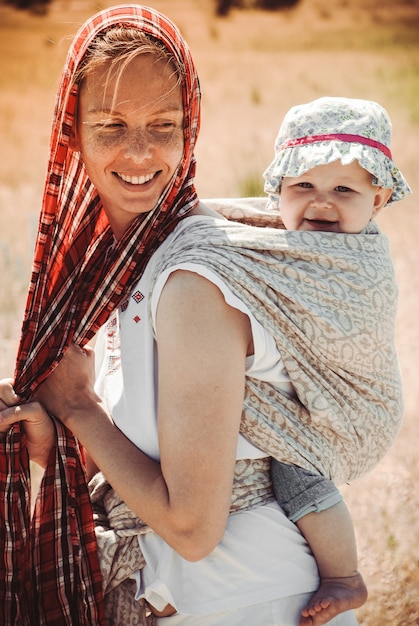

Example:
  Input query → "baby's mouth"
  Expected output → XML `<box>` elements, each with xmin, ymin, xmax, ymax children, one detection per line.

<box><xmin>305</xmin><ymin>218</ymin><xmax>337</xmax><ymax>230</ymax></box>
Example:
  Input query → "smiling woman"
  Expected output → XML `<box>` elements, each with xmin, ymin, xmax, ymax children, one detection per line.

<box><xmin>74</xmin><ymin>50</ymin><xmax>185</xmax><ymax>238</ymax></box>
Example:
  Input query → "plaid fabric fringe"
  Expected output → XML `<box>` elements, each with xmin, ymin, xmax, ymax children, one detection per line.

<box><xmin>0</xmin><ymin>422</ymin><xmax>105</xmax><ymax>625</ymax></box>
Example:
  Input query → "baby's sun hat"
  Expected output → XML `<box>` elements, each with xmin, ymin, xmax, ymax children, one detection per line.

<box><xmin>263</xmin><ymin>96</ymin><xmax>411</xmax><ymax>208</ymax></box>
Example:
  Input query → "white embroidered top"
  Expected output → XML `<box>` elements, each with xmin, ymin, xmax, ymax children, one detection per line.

<box><xmin>94</xmin><ymin>216</ymin><xmax>318</xmax><ymax>615</ymax></box>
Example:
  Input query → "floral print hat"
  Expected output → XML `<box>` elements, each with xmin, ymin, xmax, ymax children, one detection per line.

<box><xmin>263</xmin><ymin>96</ymin><xmax>411</xmax><ymax>208</ymax></box>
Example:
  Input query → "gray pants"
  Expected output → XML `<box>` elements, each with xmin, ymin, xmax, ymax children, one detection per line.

<box><xmin>271</xmin><ymin>460</ymin><xmax>343</xmax><ymax>522</ymax></box>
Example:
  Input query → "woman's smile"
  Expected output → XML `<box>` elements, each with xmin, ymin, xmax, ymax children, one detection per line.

<box><xmin>116</xmin><ymin>171</ymin><xmax>158</xmax><ymax>186</ymax></box>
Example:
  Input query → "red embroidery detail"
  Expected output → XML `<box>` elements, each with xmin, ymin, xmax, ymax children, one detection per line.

<box><xmin>132</xmin><ymin>290</ymin><xmax>144</xmax><ymax>303</ymax></box>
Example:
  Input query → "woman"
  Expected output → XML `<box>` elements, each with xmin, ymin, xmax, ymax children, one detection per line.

<box><xmin>0</xmin><ymin>5</ymin><xmax>397</xmax><ymax>625</ymax></box>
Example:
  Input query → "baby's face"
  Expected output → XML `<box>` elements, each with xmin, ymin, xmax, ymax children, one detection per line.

<box><xmin>279</xmin><ymin>160</ymin><xmax>392</xmax><ymax>233</ymax></box>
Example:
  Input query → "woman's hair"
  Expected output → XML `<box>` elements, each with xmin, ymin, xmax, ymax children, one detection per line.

<box><xmin>73</xmin><ymin>25</ymin><xmax>183</xmax><ymax>91</ymax></box>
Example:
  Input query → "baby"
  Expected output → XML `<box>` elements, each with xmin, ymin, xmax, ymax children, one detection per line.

<box><xmin>263</xmin><ymin>96</ymin><xmax>411</xmax><ymax>625</ymax></box>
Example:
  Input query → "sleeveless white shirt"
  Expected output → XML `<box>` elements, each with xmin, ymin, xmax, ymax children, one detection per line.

<box><xmin>94</xmin><ymin>215</ymin><xmax>318</xmax><ymax>615</ymax></box>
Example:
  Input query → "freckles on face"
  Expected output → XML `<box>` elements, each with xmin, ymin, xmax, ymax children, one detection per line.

<box><xmin>74</xmin><ymin>53</ymin><xmax>185</xmax><ymax>236</ymax></box>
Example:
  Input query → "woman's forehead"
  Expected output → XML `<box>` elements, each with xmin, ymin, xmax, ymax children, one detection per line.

<box><xmin>79</xmin><ymin>54</ymin><xmax>183</xmax><ymax>115</ymax></box>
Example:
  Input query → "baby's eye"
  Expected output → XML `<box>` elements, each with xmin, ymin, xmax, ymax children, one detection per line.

<box><xmin>335</xmin><ymin>185</ymin><xmax>352</xmax><ymax>193</ymax></box>
<box><xmin>297</xmin><ymin>181</ymin><xmax>313</xmax><ymax>189</ymax></box>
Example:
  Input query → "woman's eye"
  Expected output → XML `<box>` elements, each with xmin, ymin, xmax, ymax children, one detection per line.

<box><xmin>86</xmin><ymin>118</ymin><xmax>124</xmax><ymax>132</ymax></box>
<box><xmin>152</xmin><ymin>121</ymin><xmax>178</xmax><ymax>132</ymax></box>
<box><xmin>101</xmin><ymin>122</ymin><xmax>123</xmax><ymax>130</ymax></box>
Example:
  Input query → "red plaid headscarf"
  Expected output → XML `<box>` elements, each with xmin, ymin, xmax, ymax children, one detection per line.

<box><xmin>1</xmin><ymin>5</ymin><xmax>201</xmax><ymax>624</ymax></box>
<box><xmin>16</xmin><ymin>3</ymin><xmax>201</xmax><ymax>398</ymax></box>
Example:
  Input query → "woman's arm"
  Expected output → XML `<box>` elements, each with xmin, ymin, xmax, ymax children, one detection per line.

<box><xmin>35</xmin><ymin>270</ymin><xmax>252</xmax><ymax>560</ymax></box>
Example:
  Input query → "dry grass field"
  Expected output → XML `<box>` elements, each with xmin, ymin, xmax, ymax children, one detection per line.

<box><xmin>0</xmin><ymin>0</ymin><xmax>419</xmax><ymax>623</ymax></box>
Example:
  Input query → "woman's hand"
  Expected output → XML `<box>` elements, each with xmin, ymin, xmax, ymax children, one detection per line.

<box><xmin>34</xmin><ymin>344</ymin><xmax>100</xmax><ymax>426</ymax></box>
<box><xmin>0</xmin><ymin>378</ymin><xmax>19</xmax><ymax>441</ymax></box>
<box><xmin>0</xmin><ymin>378</ymin><xmax>56</xmax><ymax>467</ymax></box>
<box><xmin>0</xmin><ymin>378</ymin><xmax>20</xmax><ymax>427</ymax></box>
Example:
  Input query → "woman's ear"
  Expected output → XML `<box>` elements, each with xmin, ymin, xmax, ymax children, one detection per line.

<box><xmin>69</xmin><ymin>126</ymin><xmax>81</xmax><ymax>152</ymax></box>
<box><xmin>371</xmin><ymin>187</ymin><xmax>393</xmax><ymax>218</ymax></box>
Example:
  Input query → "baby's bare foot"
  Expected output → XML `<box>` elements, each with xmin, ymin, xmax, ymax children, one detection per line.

<box><xmin>298</xmin><ymin>572</ymin><xmax>368</xmax><ymax>626</ymax></box>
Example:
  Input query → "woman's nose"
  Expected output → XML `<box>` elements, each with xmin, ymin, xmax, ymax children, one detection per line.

<box><xmin>123</xmin><ymin>129</ymin><xmax>153</xmax><ymax>161</ymax></box>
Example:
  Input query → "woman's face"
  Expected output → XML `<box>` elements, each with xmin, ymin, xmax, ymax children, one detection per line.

<box><xmin>74</xmin><ymin>53</ymin><xmax>184</xmax><ymax>238</ymax></box>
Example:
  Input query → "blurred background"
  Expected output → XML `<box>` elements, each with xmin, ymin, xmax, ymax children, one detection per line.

<box><xmin>0</xmin><ymin>0</ymin><xmax>418</xmax><ymax>623</ymax></box>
